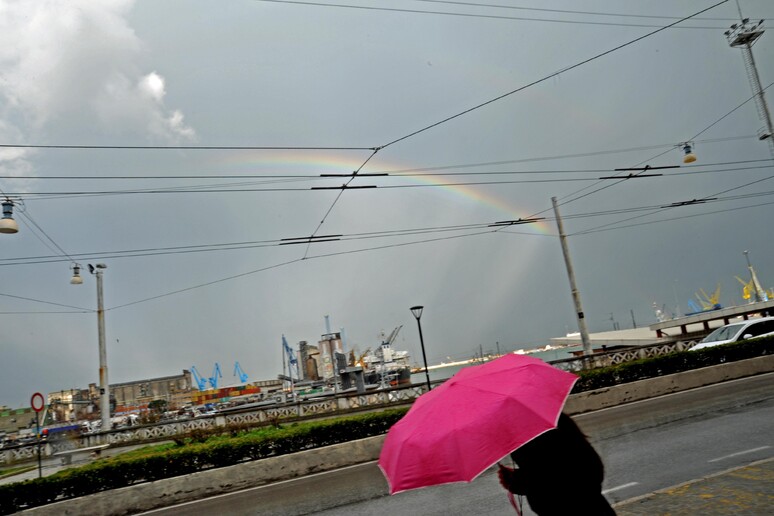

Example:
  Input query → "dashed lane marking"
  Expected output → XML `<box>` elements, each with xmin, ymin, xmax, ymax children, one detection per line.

<box><xmin>708</xmin><ymin>446</ymin><xmax>771</xmax><ymax>463</ymax></box>
<box><xmin>603</xmin><ymin>482</ymin><xmax>639</xmax><ymax>494</ymax></box>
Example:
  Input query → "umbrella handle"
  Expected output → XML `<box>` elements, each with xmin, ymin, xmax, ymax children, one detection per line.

<box><xmin>507</xmin><ymin>490</ymin><xmax>523</xmax><ymax>515</ymax></box>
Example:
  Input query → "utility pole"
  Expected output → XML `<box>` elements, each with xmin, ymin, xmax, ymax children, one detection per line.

<box><xmin>94</xmin><ymin>265</ymin><xmax>110</xmax><ymax>433</ymax></box>
<box><xmin>552</xmin><ymin>197</ymin><xmax>592</xmax><ymax>357</ymax></box>
<box><xmin>724</xmin><ymin>11</ymin><xmax>774</xmax><ymax>155</ymax></box>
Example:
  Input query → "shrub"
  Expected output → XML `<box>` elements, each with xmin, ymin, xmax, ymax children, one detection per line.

<box><xmin>0</xmin><ymin>408</ymin><xmax>407</xmax><ymax>514</ymax></box>
<box><xmin>572</xmin><ymin>336</ymin><xmax>771</xmax><ymax>392</ymax></box>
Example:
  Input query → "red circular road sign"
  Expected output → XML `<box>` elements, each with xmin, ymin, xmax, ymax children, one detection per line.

<box><xmin>31</xmin><ymin>392</ymin><xmax>45</xmax><ymax>412</ymax></box>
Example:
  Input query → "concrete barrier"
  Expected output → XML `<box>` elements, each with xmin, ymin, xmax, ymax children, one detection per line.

<box><xmin>564</xmin><ymin>354</ymin><xmax>774</xmax><ymax>414</ymax></box>
<box><xmin>22</xmin><ymin>356</ymin><xmax>774</xmax><ymax>515</ymax></box>
<box><xmin>23</xmin><ymin>435</ymin><xmax>387</xmax><ymax>515</ymax></box>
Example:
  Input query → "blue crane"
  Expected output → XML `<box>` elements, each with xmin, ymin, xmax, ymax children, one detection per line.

<box><xmin>234</xmin><ymin>361</ymin><xmax>248</xmax><ymax>383</ymax></box>
<box><xmin>208</xmin><ymin>362</ymin><xmax>222</xmax><ymax>389</ymax></box>
<box><xmin>190</xmin><ymin>366</ymin><xmax>207</xmax><ymax>391</ymax></box>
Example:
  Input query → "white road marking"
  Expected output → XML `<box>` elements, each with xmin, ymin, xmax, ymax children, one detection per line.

<box><xmin>708</xmin><ymin>446</ymin><xmax>771</xmax><ymax>463</ymax></box>
<box><xmin>602</xmin><ymin>482</ymin><xmax>639</xmax><ymax>494</ymax></box>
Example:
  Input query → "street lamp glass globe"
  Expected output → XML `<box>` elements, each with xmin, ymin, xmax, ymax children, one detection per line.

<box><xmin>411</xmin><ymin>305</ymin><xmax>424</xmax><ymax>320</ymax></box>
<box><xmin>0</xmin><ymin>218</ymin><xmax>18</xmax><ymax>234</ymax></box>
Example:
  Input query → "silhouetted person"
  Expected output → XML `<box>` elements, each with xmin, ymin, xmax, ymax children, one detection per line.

<box><xmin>498</xmin><ymin>413</ymin><xmax>616</xmax><ymax>515</ymax></box>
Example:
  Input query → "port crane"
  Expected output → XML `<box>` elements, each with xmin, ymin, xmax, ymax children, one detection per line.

<box><xmin>687</xmin><ymin>284</ymin><xmax>722</xmax><ymax>314</ymax></box>
<box><xmin>383</xmin><ymin>325</ymin><xmax>402</xmax><ymax>346</ymax></box>
<box><xmin>190</xmin><ymin>366</ymin><xmax>208</xmax><ymax>391</ymax></box>
<box><xmin>377</xmin><ymin>325</ymin><xmax>402</xmax><ymax>360</ymax></box>
<box><xmin>233</xmin><ymin>361</ymin><xmax>248</xmax><ymax>383</ymax></box>
<box><xmin>208</xmin><ymin>363</ymin><xmax>222</xmax><ymax>389</ymax></box>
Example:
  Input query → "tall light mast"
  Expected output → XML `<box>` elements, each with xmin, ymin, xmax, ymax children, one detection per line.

<box><xmin>724</xmin><ymin>12</ymin><xmax>774</xmax><ymax>155</ymax></box>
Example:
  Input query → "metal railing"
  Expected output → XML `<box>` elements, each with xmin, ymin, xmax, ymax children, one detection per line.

<box><xmin>549</xmin><ymin>340</ymin><xmax>694</xmax><ymax>372</ymax></box>
<box><xmin>0</xmin><ymin>384</ymin><xmax>429</xmax><ymax>466</ymax></box>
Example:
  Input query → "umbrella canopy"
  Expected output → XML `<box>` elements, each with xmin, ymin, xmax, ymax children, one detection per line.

<box><xmin>378</xmin><ymin>353</ymin><xmax>578</xmax><ymax>494</ymax></box>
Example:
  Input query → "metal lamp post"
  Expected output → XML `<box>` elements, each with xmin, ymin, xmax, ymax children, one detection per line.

<box><xmin>744</xmin><ymin>250</ymin><xmax>763</xmax><ymax>303</ymax></box>
<box><xmin>72</xmin><ymin>263</ymin><xmax>110</xmax><ymax>432</ymax></box>
<box><xmin>410</xmin><ymin>305</ymin><xmax>432</xmax><ymax>391</ymax></box>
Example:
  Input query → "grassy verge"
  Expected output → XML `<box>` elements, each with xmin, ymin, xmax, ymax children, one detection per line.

<box><xmin>0</xmin><ymin>465</ymin><xmax>36</xmax><ymax>480</ymax></box>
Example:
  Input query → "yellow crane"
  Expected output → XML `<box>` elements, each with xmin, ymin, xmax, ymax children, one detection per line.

<box><xmin>695</xmin><ymin>284</ymin><xmax>721</xmax><ymax>311</ymax></box>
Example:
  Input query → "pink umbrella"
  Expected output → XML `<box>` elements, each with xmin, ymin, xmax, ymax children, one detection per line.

<box><xmin>378</xmin><ymin>353</ymin><xmax>578</xmax><ymax>494</ymax></box>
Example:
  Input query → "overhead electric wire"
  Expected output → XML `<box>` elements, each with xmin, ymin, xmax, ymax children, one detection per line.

<box><xmin>0</xmin><ymin>1</ymin><xmax>735</xmax><ymax>315</ymax></box>
<box><xmin>566</xmin><ymin>162</ymin><xmax>774</xmax><ymax>236</ymax></box>
<box><xmin>0</xmin><ymin>310</ymin><xmax>91</xmax><ymax>314</ymax></box>
<box><xmin>14</xmin><ymin>207</ymin><xmax>77</xmax><ymax>262</ymax></box>
<box><xmin>0</xmin><ymin>220</ymin><xmax>498</xmax><ymax>265</ymax></box>
<box><xmin>377</xmin><ymin>0</ymin><xmax>728</xmax><ymax>150</ymax></box>
<box><xmin>111</xmin><ymin>182</ymin><xmax>773</xmax><ymax>311</ymax></box>
<box><xmin>0</xmin><ymin>292</ymin><xmax>92</xmax><ymax>311</ymax></box>
<box><xmin>6</xmin><ymin>186</ymin><xmax>774</xmax><ymax>267</ymax></box>
<box><xmin>257</xmin><ymin>0</ymin><xmax>733</xmax><ymax>29</ymax></box>
<box><xmin>1</xmin><ymin>136</ymin><xmax>760</xmax><ymax>182</ymax></box>
<box><xmin>107</xmin><ymin>258</ymin><xmax>304</xmax><ymax>311</ymax></box>
<box><xmin>108</xmin><ymin>227</ymin><xmax>503</xmax><ymax>311</ymax></box>
<box><xmin>539</xmin><ymin>80</ymin><xmax>774</xmax><ymax>232</ymax></box>
<box><xmin>411</xmin><ymin>1</ymin><xmax>761</xmax><ymax>22</ymax></box>
<box><xmin>575</xmin><ymin>198</ymin><xmax>774</xmax><ymax>236</ymax></box>
<box><xmin>378</xmin><ymin>137</ymin><xmax>760</xmax><ymax>174</ymax></box>
<box><xmin>0</xmin><ymin>144</ymin><xmax>375</xmax><ymax>151</ymax></box>
<box><xmin>303</xmin><ymin>148</ymin><xmax>381</xmax><ymax>258</ymax></box>
<box><xmin>10</xmin><ymin>162</ymin><xmax>774</xmax><ymax>199</ymax></box>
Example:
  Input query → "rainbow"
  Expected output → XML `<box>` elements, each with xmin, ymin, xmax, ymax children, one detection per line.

<box><xmin>212</xmin><ymin>150</ymin><xmax>552</xmax><ymax>235</ymax></box>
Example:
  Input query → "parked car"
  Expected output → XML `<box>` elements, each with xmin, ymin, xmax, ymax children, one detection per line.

<box><xmin>690</xmin><ymin>316</ymin><xmax>774</xmax><ymax>350</ymax></box>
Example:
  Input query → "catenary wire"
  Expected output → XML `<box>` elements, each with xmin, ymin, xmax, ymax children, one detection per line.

<box><xmin>411</xmin><ymin>1</ymin><xmax>762</xmax><ymax>21</ymax></box>
<box><xmin>4</xmin><ymin>156</ymin><xmax>768</xmax><ymax>182</ymax></box>
<box><xmin>0</xmin><ymin>1</ymin><xmax>733</xmax><ymax>314</ymax></box>
<box><xmin>6</xmin><ymin>189</ymin><xmax>772</xmax><ymax>312</ymax></box>
<box><xmin>256</xmin><ymin>0</ymin><xmax>733</xmax><ymax>29</ymax></box>
<box><xmin>5</xmin><ymin>187</ymin><xmax>774</xmax><ymax>267</ymax></box>
<box><xmin>530</xmin><ymin>80</ymin><xmax>774</xmax><ymax>228</ymax></box>
<box><xmin>8</xmin><ymin>163</ymin><xmax>774</xmax><ymax>199</ymax></box>
<box><xmin>377</xmin><ymin>1</ymin><xmax>728</xmax><ymax>150</ymax></box>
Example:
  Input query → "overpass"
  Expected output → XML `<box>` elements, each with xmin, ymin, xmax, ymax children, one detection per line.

<box><xmin>650</xmin><ymin>298</ymin><xmax>774</xmax><ymax>339</ymax></box>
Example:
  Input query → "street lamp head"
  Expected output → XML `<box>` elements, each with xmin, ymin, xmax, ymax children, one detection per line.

<box><xmin>681</xmin><ymin>143</ymin><xmax>696</xmax><ymax>164</ymax></box>
<box><xmin>70</xmin><ymin>264</ymin><xmax>84</xmax><ymax>285</ymax></box>
<box><xmin>0</xmin><ymin>200</ymin><xmax>19</xmax><ymax>234</ymax></box>
<box><xmin>410</xmin><ymin>305</ymin><xmax>424</xmax><ymax>320</ymax></box>
<box><xmin>88</xmin><ymin>263</ymin><xmax>107</xmax><ymax>274</ymax></box>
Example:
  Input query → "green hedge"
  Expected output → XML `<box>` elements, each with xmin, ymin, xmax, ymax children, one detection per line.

<box><xmin>0</xmin><ymin>408</ymin><xmax>407</xmax><ymax>515</ymax></box>
<box><xmin>572</xmin><ymin>335</ymin><xmax>772</xmax><ymax>392</ymax></box>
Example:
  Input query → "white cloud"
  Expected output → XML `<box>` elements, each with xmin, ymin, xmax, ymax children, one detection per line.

<box><xmin>165</xmin><ymin>110</ymin><xmax>196</xmax><ymax>140</ymax></box>
<box><xmin>0</xmin><ymin>0</ymin><xmax>195</xmax><ymax>143</ymax></box>
<box><xmin>139</xmin><ymin>72</ymin><xmax>166</xmax><ymax>103</ymax></box>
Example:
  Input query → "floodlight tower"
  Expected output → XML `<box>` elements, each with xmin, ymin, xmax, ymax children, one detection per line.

<box><xmin>724</xmin><ymin>10</ymin><xmax>774</xmax><ymax>154</ymax></box>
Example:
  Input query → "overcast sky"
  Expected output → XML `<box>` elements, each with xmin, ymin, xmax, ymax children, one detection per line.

<box><xmin>1</xmin><ymin>0</ymin><xmax>773</xmax><ymax>408</ymax></box>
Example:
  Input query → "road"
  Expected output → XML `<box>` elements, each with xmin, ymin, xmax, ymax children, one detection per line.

<box><xmin>141</xmin><ymin>372</ymin><xmax>774</xmax><ymax>516</ymax></box>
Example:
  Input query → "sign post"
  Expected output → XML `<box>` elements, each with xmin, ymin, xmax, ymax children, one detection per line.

<box><xmin>31</xmin><ymin>392</ymin><xmax>45</xmax><ymax>479</ymax></box>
